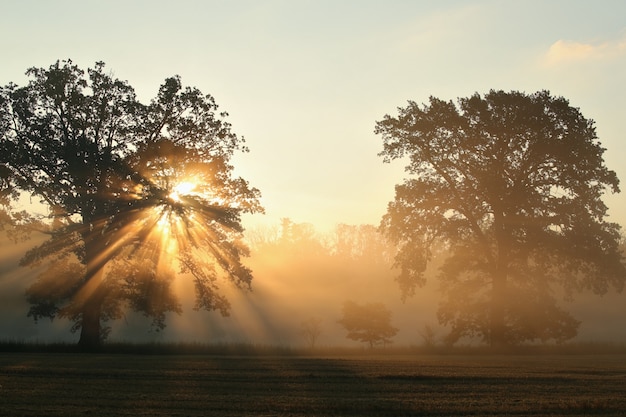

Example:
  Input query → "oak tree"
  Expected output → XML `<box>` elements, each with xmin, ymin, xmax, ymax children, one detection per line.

<box><xmin>0</xmin><ymin>60</ymin><xmax>262</xmax><ymax>349</ymax></box>
<box><xmin>375</xmin><ymin>90</ymin><xmax>625</xmax><ymax>346</ymax></box>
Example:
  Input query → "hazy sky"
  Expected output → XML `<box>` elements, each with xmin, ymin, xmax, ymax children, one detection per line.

<box><xmin>2</xmin><ymin>0</ymin><xmax>625</xmax><ymax>232</ymax></box>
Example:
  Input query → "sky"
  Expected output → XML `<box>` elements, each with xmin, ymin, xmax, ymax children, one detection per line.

<box><xmin>2</xmin><ymin>0</ymin><xmax>625</xmax><ymax>233</ymax></box>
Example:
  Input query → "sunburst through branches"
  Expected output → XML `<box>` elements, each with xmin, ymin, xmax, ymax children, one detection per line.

<box><xmin>120</xmin><ymin>144</ymin><xmax>259</xmax><ymax>317</ymax></box>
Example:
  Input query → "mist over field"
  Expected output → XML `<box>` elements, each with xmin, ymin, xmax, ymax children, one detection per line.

<box><xmin>1</xmin><ymin>225</ymin><xmax>624</xmax><ymax>347</ymax></box>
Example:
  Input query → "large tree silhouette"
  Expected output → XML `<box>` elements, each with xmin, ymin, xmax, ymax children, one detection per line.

<box><xmin>375</xmin><ymin>90</ymin><xmax>625</xmax><ymax>346</ymax></box>
<box><xmin>0</xmin><ymin>60</ymin><xmax>262</xmax><ymax>349</ymax></box>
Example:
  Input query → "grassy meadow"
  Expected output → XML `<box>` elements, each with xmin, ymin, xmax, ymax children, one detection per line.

<box><xmin>1</xmin><ymin>345</ymin><xmax>625</xmax><ymax>416</ymax></box>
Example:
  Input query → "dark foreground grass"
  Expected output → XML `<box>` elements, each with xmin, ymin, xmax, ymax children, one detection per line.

<box><xmin>1</xmin><ymin>351</ymin><xmax>625</xmax><ymax>416</ymax></box>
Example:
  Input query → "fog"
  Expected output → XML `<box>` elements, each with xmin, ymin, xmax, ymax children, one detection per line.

<box><xmin>1</xmin><ymin>222</ymin><xmax>625</xmax><ymax>347</ymax></box>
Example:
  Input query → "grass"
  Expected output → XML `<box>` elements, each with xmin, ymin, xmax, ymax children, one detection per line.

<box><xmin>2</xmin><ymin>339</ymin><xmax>626</xmax><ymax>355</ymax></box>
<box><xmin>1</xmin><ymin>345</ymin><xmax>626</xmax><ymax>416</ymax></box>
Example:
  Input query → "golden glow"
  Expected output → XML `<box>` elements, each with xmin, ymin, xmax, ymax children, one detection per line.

<box><xmin>158</xmin><ymin>180</ymin><xmax>202</xmax><ymax>245</ymax></box>
<box><xmin>48</xmin><ymin>169</ymin><xmax>248</xmax><ymax>340</ymax></box>
<box><xmin>169</xmin><ymin>181</ymin><xmax>196</xmax><ymax>202</ymax></box>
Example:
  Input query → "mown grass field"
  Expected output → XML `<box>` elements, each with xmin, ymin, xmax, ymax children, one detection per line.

<box><xmin>1</xmin><ymin>350</ymin><xmax>625</xmax><ymax>416</ymax></box>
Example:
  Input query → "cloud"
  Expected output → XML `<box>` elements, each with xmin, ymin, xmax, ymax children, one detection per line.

<box><xmin>543</xmin><ymin>35</ymin><xmax>626</xmax><ymax>66</ymax></box>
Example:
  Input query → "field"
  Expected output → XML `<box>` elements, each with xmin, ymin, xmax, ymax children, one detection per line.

<box><xmin>1</xmin><ymin>350</ymin><xmax>625</xmax><ymax>416</ymax></box>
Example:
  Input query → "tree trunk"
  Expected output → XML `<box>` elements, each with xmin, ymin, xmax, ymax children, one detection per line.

<box><xmin>490</xmin><ymin>211</ymin><xmax>509</xmax><ymax>348</ymax></box>
<box><xmin>78</xmin><ymin>215</ymin><xmax>107</xmax><ymax>351</ymax></box>
<box><xmin>490</xmin><ymin>273</ymin><xmax>507</xmax><ymax>348</ymax></box>
<box><xmin>78</xmin><ymin>300</ymin><xmax>102</xmax><ymax>351</ymax></box>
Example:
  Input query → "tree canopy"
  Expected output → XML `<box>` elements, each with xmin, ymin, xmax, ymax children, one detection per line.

<box><xmin>375</xmin><ymin>90</ymin><xmax>626</xmax><ymax>346</ymax></box>
<box><xmin>0</xmin><ymin>60</ymin><xmax>263</xmax><ymax>348</ymax></box>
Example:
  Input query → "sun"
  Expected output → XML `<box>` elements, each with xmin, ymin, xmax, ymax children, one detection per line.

<box><xmin>169</xmin><ymin>181</ymin><xmax>196</xmax><ymax>202</ymax></box>
<box><xmin>149</xmin><ymin>180</ymin><xmax>200</xmax><ymax>238</ymax></box>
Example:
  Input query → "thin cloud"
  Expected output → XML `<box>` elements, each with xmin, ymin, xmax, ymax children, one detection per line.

<box><xmin>543</xmin><ymin>35</ymin><xmax>626</xmax><ymax>66</ymax></box>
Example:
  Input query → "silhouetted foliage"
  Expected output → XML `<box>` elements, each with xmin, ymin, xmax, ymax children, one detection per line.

<box><xmin>0</xmin><ymin>60</ymin><xmax>263</xmax><ymax>349</ymax></box>
<box><xmin>338</xmin><ymin>301</ymin><xmax>398</xmax><ymax>348</ymax></box>
<box><xmin>376</xmin><ymin>90</ymin><xmax>626</xmax><ymax>346</ymax></box>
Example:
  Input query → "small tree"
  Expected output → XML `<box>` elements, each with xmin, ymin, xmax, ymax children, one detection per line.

<box><xmin>300</xmin><ymin>317</ymin><xmax>322</xmax><ymax>349</ymax></box>
<box><xmin>338</xmin><ymin>301</ymin><xmax>398</xmax><ymax>348</ymax></box>
<box><xmin>418</xmin><ymin>324</ymin><xmax>438</xmax><ymax>348</ymax></box>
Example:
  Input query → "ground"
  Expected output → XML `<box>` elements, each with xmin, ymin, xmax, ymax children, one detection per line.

<box><xmin>1</xmin><ymin>351</ymin><xmax>625</xmax><ymax>416</ymax></box>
